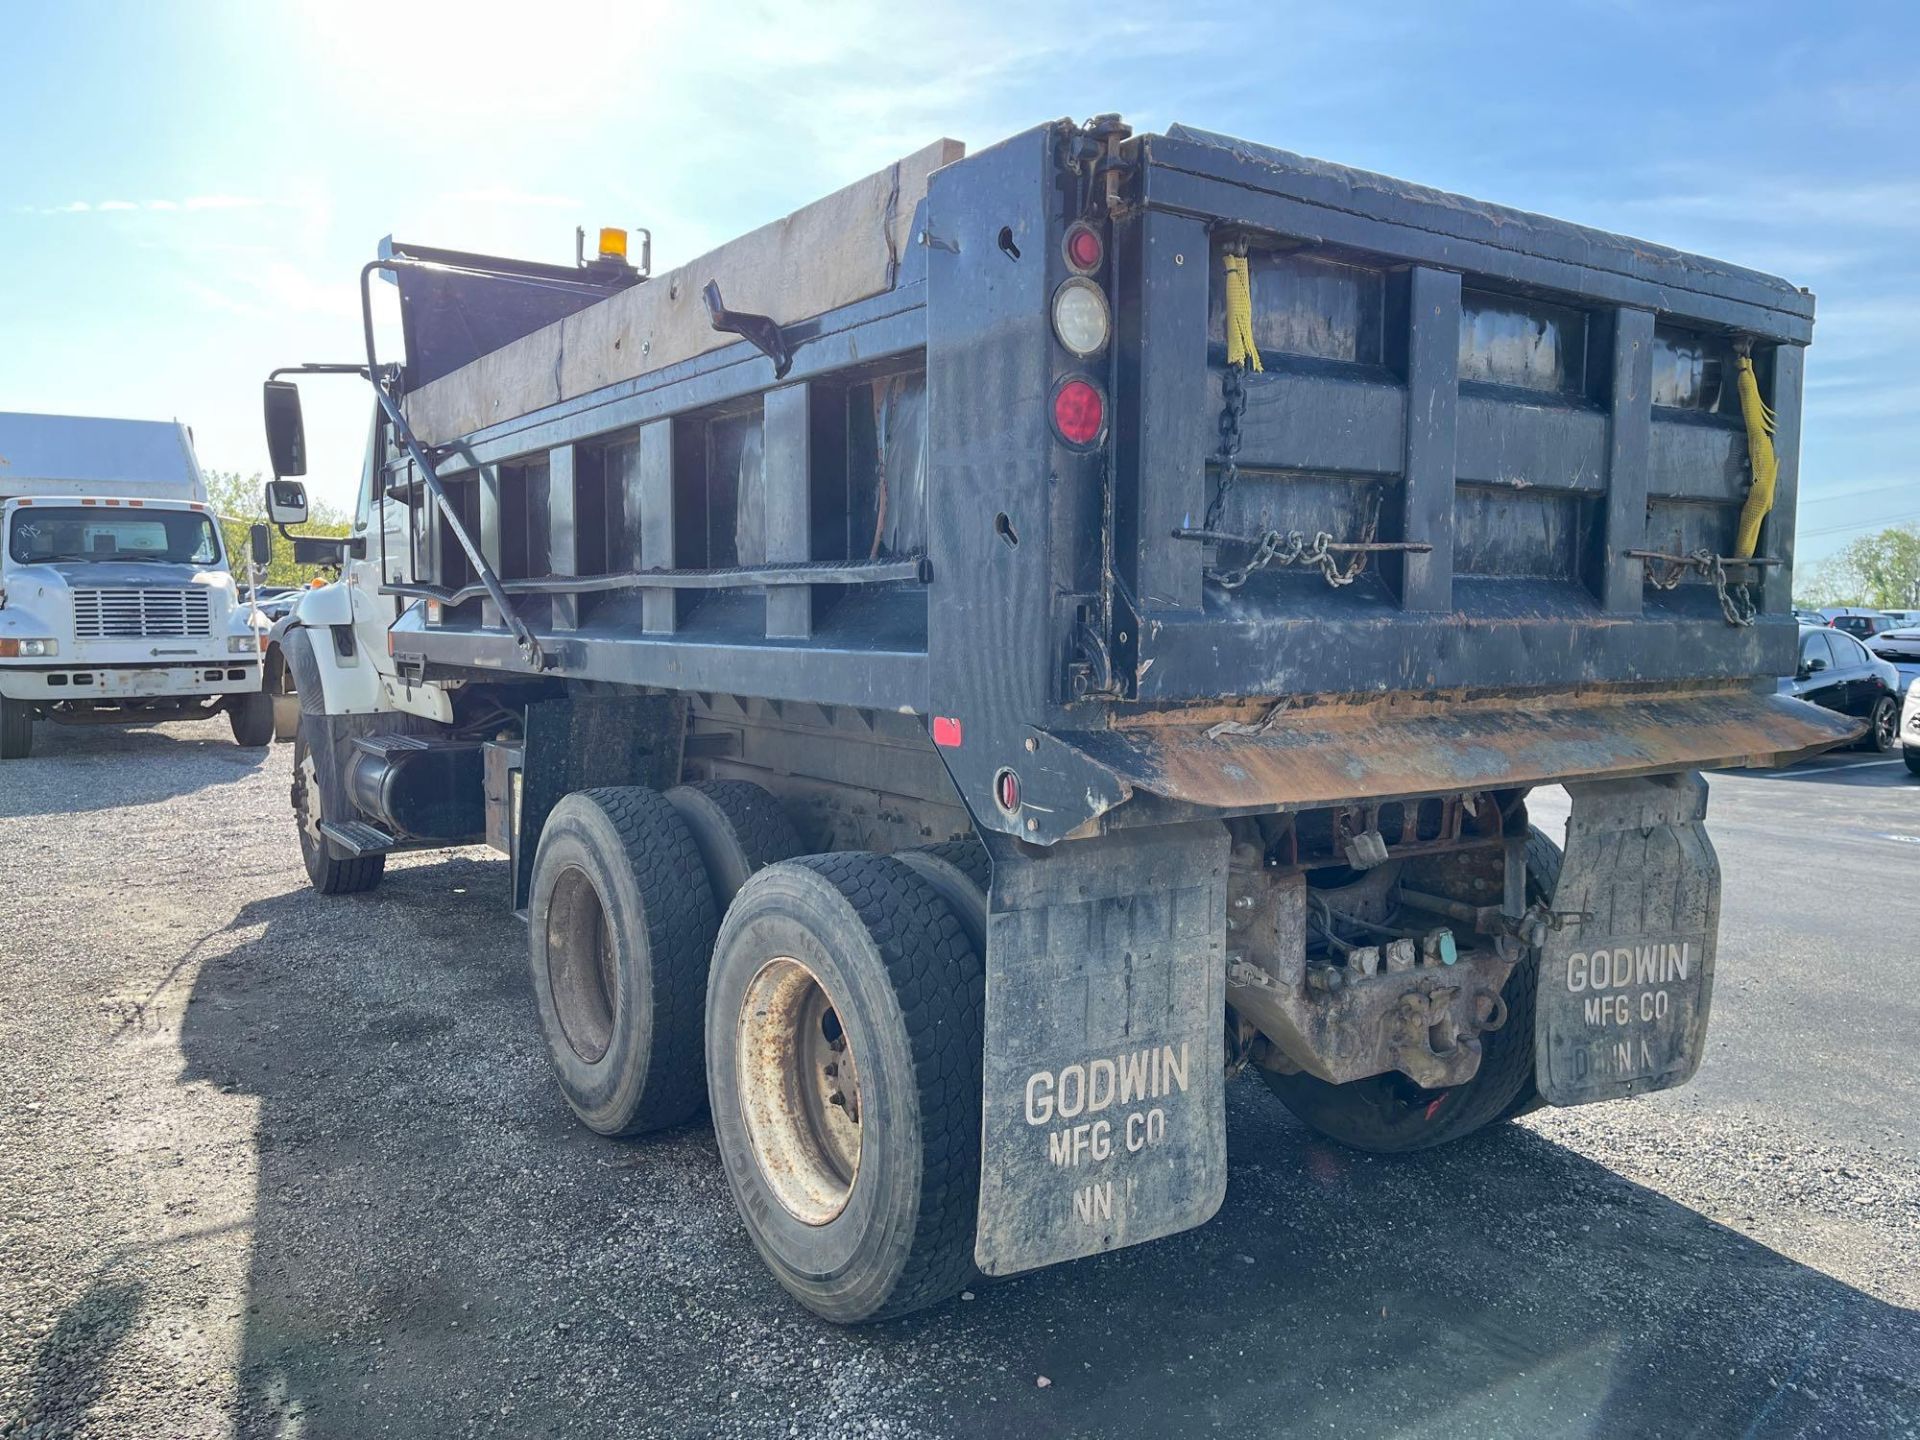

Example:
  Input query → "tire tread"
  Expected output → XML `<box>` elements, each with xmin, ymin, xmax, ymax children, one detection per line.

<box><xmin>574</xmin><ymin>785</ymin><xmax>718</xmax><ymax>1133</ymax></box>
<box><xmin>788</xmin><ymin>853</ymin><xmax>984</xmax><ymax>1319</ymax></box>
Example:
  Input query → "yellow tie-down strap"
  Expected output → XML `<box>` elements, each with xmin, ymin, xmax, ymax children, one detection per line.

<box><xmin>1733</xmin><ymin>348</ymin><xmax>1777</xmax><ymax>559</ymax></box>
<box><xmin>1223</xmin><ymin>253</ymin><xmax>1263</xmax><ymax>372</ymax></box>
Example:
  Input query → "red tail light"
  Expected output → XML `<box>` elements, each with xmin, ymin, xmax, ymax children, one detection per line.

<box><xmin>1064</xmin><ymin>223</ymin><xmax>1103</xmax><ymax>273</ymax></box>
<box><xmin>1052</xmin><ymin>378</ymin><xmax>1105</xmax><ymax>447</ymax></box>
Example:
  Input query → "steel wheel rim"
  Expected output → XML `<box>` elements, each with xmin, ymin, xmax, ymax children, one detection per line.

<box><xmin>736</xmin><ymin>956</ymin><xmax>862</xmax><ymax>1225</ymax></box>
<box><xmin>545</xmin><ymin>865</ymin><xmax>617</xmax><ymax>1064</ymax></box>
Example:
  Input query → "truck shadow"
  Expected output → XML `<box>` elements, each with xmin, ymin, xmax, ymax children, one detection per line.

<box><xmin>0</xmin><ymin>720</ymin><xmax>271</xmax><ymax>817</ymax></box>
<box><xmin>181</xmin><ymin>864</ymin><xmax>1919</xmax><ymax>1439</ymax></box>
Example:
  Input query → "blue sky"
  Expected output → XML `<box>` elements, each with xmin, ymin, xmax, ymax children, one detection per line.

<box><xmin>4</xmin><ymin>1</ymin><xmax>1915</xmax><ymax>566</ymax></box>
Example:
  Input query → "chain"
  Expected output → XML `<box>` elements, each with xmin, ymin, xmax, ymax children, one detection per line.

<box><xmin>1204</xmin><ymin>362</ymin><xmax>1248</xmax><ymax>532</ymax></box>
<box><xmin>1209</xmin><ymin>527</ymin><xmax>1377</xmax><ymax>591</ymax></box>
<box><xmin>1640</xmin><ymin>548</ymin><xmax>1758</xmax><ymax>627</ymax></box>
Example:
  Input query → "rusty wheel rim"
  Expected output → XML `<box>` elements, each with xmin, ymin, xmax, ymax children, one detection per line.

<box><xmin>545</xmin><ymin>866</ymin><xmax>617</xmax><ymax>1064</ymax></box>
<box><xmin>736</xmin><ymin>956</ymin><xmax>862</xmax><ymax>1225</ymax></box>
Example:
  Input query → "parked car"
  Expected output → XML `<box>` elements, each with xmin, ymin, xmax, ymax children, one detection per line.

<box><xmin>1902</xmin><ymin>679</ymin><xmax>1920</xmax><ymax>777</ymax></box>
<box><xmin>1821</xmin><ymin>607</ymin><xmax>1903</xmax><ymax>640</ymax></box>
<box><xmin>1865</xmin><ymin>625</ymin><xmax>1920</xmax><ymax>691</ymax></box>
<box><xmin>1780</xmin><ymin>625</ymin><xmax>1901</xmax><ymax>751</ymax></box>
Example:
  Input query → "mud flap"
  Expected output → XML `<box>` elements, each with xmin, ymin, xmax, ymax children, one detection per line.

<box><xmin>1535</xmin><ymin>773</ymin><xmax>1720</xmax><ymax>1106</ymax></box>
<box><xmin>974</xmin><ymin>823</ymin><xmax>1229</xmax><ymax>1276</ymax></box>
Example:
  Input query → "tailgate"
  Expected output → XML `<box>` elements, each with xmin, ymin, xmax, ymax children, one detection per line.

<box><xmin>1114</xmin><ymin>130</ymin><xmax>1813</xmax><ymax>712</ymax></box>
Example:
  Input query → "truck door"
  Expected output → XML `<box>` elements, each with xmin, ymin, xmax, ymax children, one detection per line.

<box><xmin>348</xmin><ymin>409</ymin><xmax>405</xmax><ymax>638</ymax></box>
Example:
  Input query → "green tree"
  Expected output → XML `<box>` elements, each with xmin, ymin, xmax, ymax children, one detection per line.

<box><xmin>1799</xmin><ymin>524</ymin><xmax>1920</xmax><ymax>610</ymax></box>
<box><xmin>203</xmin><ymin>470</ymin><xmax>352</xmax><ymax>588</ymax></box>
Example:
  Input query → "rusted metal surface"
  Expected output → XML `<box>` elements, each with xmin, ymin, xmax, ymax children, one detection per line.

<box><xmin>1224</xmin><ymin>847</ymin><xmax>1517</xmax><ymax>1088</ymax></box>
<box><xmin>735</xmin><ymin>956</ymin><xmax>863</xmax><ymax>1226</ymax></box>
<box><xmin>1056</xmin><ymin>687</ymin><xmax>1859</xmax><ymax>816</ymax></box>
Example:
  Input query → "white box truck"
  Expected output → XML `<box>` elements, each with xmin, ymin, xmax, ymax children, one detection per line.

<box><xmin>0</xmin><ymin>411</ymin><xmax>275</xmax><ymax>759</ymax></box>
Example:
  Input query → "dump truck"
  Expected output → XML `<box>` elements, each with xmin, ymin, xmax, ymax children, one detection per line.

<box><xmin>260</xmin><ymin>115</ymin><xmax>1852</xmax><ymax>1322</ymax></box>
<box><xmin>0</xmin><ymin>411</ymin><xmax>277</xmax><ymax>759</ymax></box>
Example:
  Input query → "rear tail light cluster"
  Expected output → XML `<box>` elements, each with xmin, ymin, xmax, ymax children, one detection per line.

<box><xmin>1049</xmin><ymin>222</ymin><xmax>1110</xmax><ymax>448</ymax></box>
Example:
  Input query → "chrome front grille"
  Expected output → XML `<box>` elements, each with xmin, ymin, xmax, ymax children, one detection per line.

<box><xmin>71</xmin><ymin>588</ymin><xmax>214</xmax><ymax>641</ymax></box>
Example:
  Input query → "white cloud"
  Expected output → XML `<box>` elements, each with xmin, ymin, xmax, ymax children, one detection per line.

<box><xmin>22</xmin><ymin>194</ymin><xmax>268</xmax><ymax>215</ymax></box>
<box><xmin>182</xmin><ymin>195</ymin><xmax>264</xmax><ymax>211</ymax></box>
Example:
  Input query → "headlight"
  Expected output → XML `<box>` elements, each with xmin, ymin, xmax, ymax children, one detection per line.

<box><xmin>0</xmin><ymin>638</ymin><xmax>57</xmax><ymax>658</ymax></box>
<box><xmin>229</xmin><ymin>633</ymin><xmax>266</xmax><ymax>654</ymax></box>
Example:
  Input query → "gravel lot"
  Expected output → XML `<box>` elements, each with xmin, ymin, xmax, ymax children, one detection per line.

<box><xmin>2</xmin><ymin>722</ymin><xmax>1917</xmax><ymax>1439</ymax></box>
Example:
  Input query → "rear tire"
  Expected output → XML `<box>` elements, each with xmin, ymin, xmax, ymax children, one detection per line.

<box><xmin>292</xmin><ymin>726</ymin><xmax>385</xmax><ymax>895</ymax></box>
<box><xmin>528</xmin><ymin>787</ymin><xmax>718</xmax><ymax>1136</ymax></box>
<box><xmin>663</xmin><ymin>780</ymin><xmax>803</xmax><ymax>912</ymax></box>
<box><xmin>228</xmin><ymin>689</ymin><xmax>275</xmax><ymax>747</ymax></box>
<box><xmin>1261</xmin><ymin>825</ymin><xmax>1562</xmax><ymax>1152</ymax></box>
<box><xmin>706</xmin><ymin>854</ymin><xmax>984</xmax><ymax>1323</ymax></box>
<box><xmin>893</xmin><ymin>838</ymin><xmax>990</xmax><ymax>954</ymax></box>
<box><xmin>0</xmin><ymin>696</ymin><xmax>32</xmax><ymax>759</ymax></box>
<box><xmin>1867</xmin><ymin>696</ymin><xmax>1899</xmax><ymax>753</ymax></box>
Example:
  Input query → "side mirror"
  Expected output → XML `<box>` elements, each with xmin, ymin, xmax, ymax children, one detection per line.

<box><xmin>264</xmin><ymin>380</ymin><xmax>308</xmax><ymax>477</ymax></box>
<box><xmin>248</xmin><ymin>523</ymin><xmax>273</xmax><ymax>568</ymax></box>
<box><xmin>265</xmin><ymin>479</ymin><xmax>309</xmax><ymax>526</ymax></box>
<box><xmin>1806</xmin><ymin>657</ymin><xmax>1828</xmax><ymax>675</ymax></box>
<box><xmin>292</xmin><ymin>535</ymin><xmax>350</xmax><ymax>567</ymax></box>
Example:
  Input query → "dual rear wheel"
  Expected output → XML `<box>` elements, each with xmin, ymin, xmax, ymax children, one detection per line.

<box><xmin>526</xmin><ymin>782</ymin><xmax>987</xmax><ymax>1322</ymax></box>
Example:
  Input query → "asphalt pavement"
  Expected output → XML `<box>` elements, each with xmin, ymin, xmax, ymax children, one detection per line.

<box><xmin>1</xmin><ymin>724</ymin><xmax>1916</xmax><ymax>1439</ymax></box>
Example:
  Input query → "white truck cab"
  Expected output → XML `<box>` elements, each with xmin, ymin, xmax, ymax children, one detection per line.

<box><xmin>0</xmin><ymin>411</ymin><xmax>274</xmax><ymax>759</ymax></box>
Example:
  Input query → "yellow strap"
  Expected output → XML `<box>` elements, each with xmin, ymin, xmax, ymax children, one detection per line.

<box><xmin>1733</xmin><ymin>351</ymin><xmax>1776</xmax><ymax>558</ymax></box>
<box><xmin>1224</xmin><ymin>254</ymin><xmax>1263</xmax><ymax>372</ymax></box>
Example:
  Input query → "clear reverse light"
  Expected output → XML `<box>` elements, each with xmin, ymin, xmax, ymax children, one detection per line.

<box><xmin>1052</xmin><ymin>278</ymin><xmax>1110</xmax><ymax>357</ymax></box>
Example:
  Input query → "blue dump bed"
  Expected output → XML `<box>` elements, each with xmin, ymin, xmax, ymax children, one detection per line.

<box><xmin>380</xmin><ymin>115</ymin><xmax>1843</xmax><ymax>846</ymax></box>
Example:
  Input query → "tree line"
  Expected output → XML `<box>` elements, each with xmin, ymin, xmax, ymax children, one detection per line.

<box><xmin>1795</xmin><ymin>524</ymin><xmax>1920</xmax><ymax>611</ymax></box>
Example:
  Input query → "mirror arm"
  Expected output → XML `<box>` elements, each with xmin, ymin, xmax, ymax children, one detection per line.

<box><xmin>358</xmin><ymin>259</ymin><xmax>547</xmax><ymax>671</ymax></box>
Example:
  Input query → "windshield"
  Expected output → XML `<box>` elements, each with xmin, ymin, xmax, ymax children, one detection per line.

<box><xmin>6</xmin><ymin>506</ymin><xmax>222</xmax><ymax>566</ymax></box>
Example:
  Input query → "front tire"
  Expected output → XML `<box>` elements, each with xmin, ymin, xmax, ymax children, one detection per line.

<box><xmin>228</xmin><ymin>689</ymin><xmax>275</xmax><ymax>747</ymax></box>
<box><xmin>1261</xmin><ymin>826</ymin><xmax>1562</xmax><ymax>1153</ymax></box>
<box><xmin>292</xmin><ymin>726</ymin><xmax>385</xmax><ymax>895</ymax></box>
<box><xmin>706</xmin><ymin>854</ymin><xmax>983</xmax><ymax>1323</ymax></box>
<box><xmin>1903</xmin><ymin>747</ymin><xmax>1920</xmax><ymax>777</ymax></box>
<box><xmin>0</xmin><ymin>695</ymin><xmax>32</xmax><ymax>759</ymax></box>
<box><xmin>528</xmin><ymin>787</ymin><xmax>718</xmax><ymax>1136</ymax></box>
